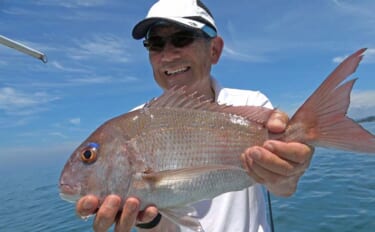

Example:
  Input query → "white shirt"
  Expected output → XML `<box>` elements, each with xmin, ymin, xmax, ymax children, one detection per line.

<box><xmin>181</xmin><ymin>79</ymin><xmax>272</xmax><ymax>232</ymax></box>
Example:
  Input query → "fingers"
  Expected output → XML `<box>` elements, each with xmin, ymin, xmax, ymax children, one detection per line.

<box><xmin>76</xmin><ymin>195</ymin><xmax>160</xmax><ymax>232</ymax></box>
<box><xmin>242</xmin><ymin>140</ymin><xmax>314</xmax><ymax>196</ymax></box>
<box><xmin>241</xmin><ymin>152</ymin><xmax>265</xmax><ymax>184</ymax></box>
<box><xmin>76</xmin><ymin>194</ymin><xmax>100</xmax><ymax>217</ymax></box>
<box><xmin>93</xmin><ymin>195</ymin><xmax>122</xmax><ymax>232</ymax></box>
<box><xmin>245</xmin><ymin>141</ymin><xmax>312</xmax><ymax>177</ymax></box>
<box><xmin>243</xmin><ymin>146</ymin><xmax>298</xmax><ymax>181</ymax></box>
<box><xmin>115</xmin><ymin>198</ymin><xmax>140</xmax><ymax>232</ymax></box>
<box><xmin>267</xmin><ymin>110</ymin><xmax>288</xmax><ymax>134</ymax></box>
<box><xmin>136</xmin><ymin>205</ymin><xmax>159</xmax><ymax>223</ymax></box>
<box><xmin>264</xmin><ymin>140</ymin><xmax>314</xmax><ymax>165</ymax></box>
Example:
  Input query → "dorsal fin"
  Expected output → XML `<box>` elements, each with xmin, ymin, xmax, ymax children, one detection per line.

<box><xmin>144</xmin><ymin>86</ymin><xmax>275</xmax><ymax>126</ymax></box>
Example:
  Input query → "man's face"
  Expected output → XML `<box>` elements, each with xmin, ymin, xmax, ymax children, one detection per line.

<box><xmin>146</xmin><ymin>25</ymin><xmax>219</xmax><ymax>91</ymax></box>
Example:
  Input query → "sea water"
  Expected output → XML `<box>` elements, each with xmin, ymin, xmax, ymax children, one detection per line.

<box><xmin>0</xmin><ymin>122</ymin><xmax>374</xmax><ymax>231</ymax></box>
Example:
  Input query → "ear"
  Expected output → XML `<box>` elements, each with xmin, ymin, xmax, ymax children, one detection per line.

<box><xmin>210</xmin><ymin>36</ymin><xmax>224</xmax><ymax>64</ymax></box>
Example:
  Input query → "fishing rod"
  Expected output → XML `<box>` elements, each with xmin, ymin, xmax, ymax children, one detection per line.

<box><xmin>0</xmin><ymin>35</ymin><xmax>47</xmax><ymax>63</ymax></box>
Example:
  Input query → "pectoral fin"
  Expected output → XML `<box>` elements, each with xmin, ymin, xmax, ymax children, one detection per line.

<box><xmin>160</xmin><ymin>206</ymin><xmax>204</xmax><ymax>232</ymax></box>
<box><xmin>134</xmin><ymin>165</ymin><xmax>253</xmax><ymax>202</ymax></box>
<box><xmin>141</xmin><ymin>165</ymin><xmax>247</xmax><ymax>179</ymax></box>
<box><xmin>129</xmin><ymin>166</ymin><xmax>253</xmax><ymax>231</ymax></box>
<box><xmin>141</xmin><ymin>165</ymin><xmax>253</xmax><ymax>189</ymax></box>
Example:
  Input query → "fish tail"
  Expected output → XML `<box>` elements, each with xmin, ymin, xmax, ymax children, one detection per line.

<box><xmin>282</xmin><ymin>48</ymin><xmax>375</xmax><ymax>153</ymax></box>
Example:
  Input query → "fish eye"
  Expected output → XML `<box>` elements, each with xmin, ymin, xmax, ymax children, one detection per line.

<box><xmin>80</xmin><ymin>143</ymin><xmax>99</xmax><ymax>164</ymax></box>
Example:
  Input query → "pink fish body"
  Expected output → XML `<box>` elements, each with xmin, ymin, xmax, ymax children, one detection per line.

<box><xmin>59</xmin><ymin>48</ymin><xmax>375</xmax><ymax>231</ymax></box>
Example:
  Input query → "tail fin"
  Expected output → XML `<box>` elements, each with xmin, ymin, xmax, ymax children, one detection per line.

<box><xmin>284</xmin><ymin>48</ymin><xmax>375</xmax><ymax>153</ymax></box>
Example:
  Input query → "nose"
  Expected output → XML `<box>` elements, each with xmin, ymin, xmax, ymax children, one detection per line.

<box><xmin>160</xmin><ymin>42</ymin><xmax>181</xmax><ymax>62</ymax></box>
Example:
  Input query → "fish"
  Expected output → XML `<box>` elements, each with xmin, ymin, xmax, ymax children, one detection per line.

<box><xmin>59</xmin><ymin>48</ymin><xmax>375</xmax><ymax>231</ymax></box>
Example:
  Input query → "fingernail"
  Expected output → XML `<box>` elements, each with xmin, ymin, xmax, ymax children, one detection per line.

<box><xmin>245</xmin><ymin>155</ymin><xmax>253</xmax><ymax>167</ymax></box>
<box><xmin>251</xmin><ymin>149</ymin><xmax>261</xmax><ymax>160</ymax></box>
<box><xmin>275</xmin><ymin>118</ymin><xmax>284</xmax><ymax>126</ymax></box>
<box><xmin>264</xmin><ymin>141</ymin><xmax>274</xmax><ymax>152</ymax></box>
<box><xmin>107</xmin><ymin>197</ymin><xmax>120</xmax><ymax>209</ymax></box>
<box><xmin>126</xmin><ymin>200</ymin><xmax>138</xmax><ymax>213</ymax></box>
<box><xmin>83</xmin><ymin>199</ymin><xmax>94</xmax><ymax>211</ymax></box>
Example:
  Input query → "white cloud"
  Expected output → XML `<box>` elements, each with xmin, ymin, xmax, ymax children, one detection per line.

<box><xmin>2</xmin><ymin>7</ymin><xmax>31</xmax><ymax>16</ymax></box>
<box><xmin>7</xmin><ymin>74</ymin><xmax>140</xmax><ymax>91</ymax></box>
<box><xmin>0</xmin><ymin>87</ymin><xmax>59</xmax><ymax>115</ymax></box>
<box><xmin>331</xmin><ymin>0</ymin><xmax>375</xmax><ymax>18</ymax></box>
<box><xmin>349</xmin><ymin>90</ymin><xmax>375</xmax><ymax>118</ymax></box>
<box><xmin>35</xmin><ymin>0</ymin><xmax>106</xmax><ymax>8</ymax></box>
<box><xmin>0</xmin><ymin>117</ymin><xmax>34</xmax><ymax>128</ymax></box>
<box><xmin>70</xmin><ymin>34</ymin><xmax>130</xmax><ymax>63</ymax></box>
<box><xmin>66</xmin><ymin>0</ymin><xmax>107</xmax><ymax>7</ymax></box>
<box><xmin>50</xmin><ymin>61</ymin><xmax>89</xmax><ymax>73</ymax></box>
<box><xmin>70</xmin><ymin>76</ymin><xmax>114</xmax><ymax>84</ymax></box>
<box><xmin>333</xmin><ymin>48</ymin><xmax>375</xmax><ymax>64</ymax></box>
<box><xmin>68</xmin><ymin>75</ymin><xmax>139</xmax><ymax>85</ymax></box>
<box><xmin>351</xmin><ymin>91</ymin><xmax>375</xmax><ymax>107</ymax></box>
<box><xmin>69</xmin><ymin>118</ymin><xmax>81</xmax><ymax>125</ymax></box>
<box><xmin>222</xmin><ymin>46</ymin><xmax>268</xmax><ymax>63</ymax></box>
<box><xmin>49</xmin><ymin>132</ymin><xmax>68</xmax><ymax>139</ymax></box>
<box><xmin>364</xmin><ymin>49</ymin><xmax>375</xmax><ymax>63</ymax></box>
<box><xmin>333</xmin><ymin>55</ymin><xmax>346</xmax><ymax>63</ymax></box>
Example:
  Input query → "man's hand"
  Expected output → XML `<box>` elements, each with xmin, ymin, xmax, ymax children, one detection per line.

<box><xmin>241</xmin><ymin>110</ymin><xmax>314</xmax><ymax>196</ymax></box>
<box><xmin>76</xmin><ymin>195</ymin><xmax>159</xmax><ymax>232</ymax></box>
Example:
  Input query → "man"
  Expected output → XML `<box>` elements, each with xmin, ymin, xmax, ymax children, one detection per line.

<box><xmin>76</xmin><ymin>0</ymin><xmax>313</xmax><ymax>231</ymax></box>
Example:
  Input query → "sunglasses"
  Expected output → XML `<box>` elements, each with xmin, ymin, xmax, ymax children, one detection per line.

<box><xmin>143</xmin><ymin>30</ymin><xmax>209</xmax><ymax>52</ymax></box>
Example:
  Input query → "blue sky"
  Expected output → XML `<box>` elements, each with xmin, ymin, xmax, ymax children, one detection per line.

<box><xmin>1</xmin><ymin>0</ymin><xmax>375</xmax><ymax>164</ymax></box>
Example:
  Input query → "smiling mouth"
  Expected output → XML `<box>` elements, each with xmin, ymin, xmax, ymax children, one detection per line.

<box><xmin>165</xmin><ymin>66</ymin><xmax>190</xmax><ymax>76</ymax></box>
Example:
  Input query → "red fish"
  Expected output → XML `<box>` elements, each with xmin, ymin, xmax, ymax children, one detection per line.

<box><xmin>59</xmin><ymin>48</ymin><xmax>374</xmax><ymax>231</ymax></box>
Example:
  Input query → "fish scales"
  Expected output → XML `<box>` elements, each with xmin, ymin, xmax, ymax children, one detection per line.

<box><xmin>127</xmin><ymin>107</ymin><xmax>267</xmax><ymax>171</ymax></box>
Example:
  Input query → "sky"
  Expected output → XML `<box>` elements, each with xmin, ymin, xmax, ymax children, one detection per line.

<box><xmin>1</xmin><ymin>0</ymin><xmax>375</xmax><ymax>164</ymax></box>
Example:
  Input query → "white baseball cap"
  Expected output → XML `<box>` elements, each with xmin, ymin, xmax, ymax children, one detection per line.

<box><xmin>132</xmin><ymin>0</ymin><xmax>217</xmax><ymax>39</ymax></box>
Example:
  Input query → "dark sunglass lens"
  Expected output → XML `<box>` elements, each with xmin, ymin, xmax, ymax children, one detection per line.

<box><xmin>171</xmin><ymin>36</ymin><xmax>195</xmax><ymax>48</ymax></box>
<box><xmin>144</xmin><ymin>36</ymin><xmax>165</xmax><ymax>51</ymax></box>
<box><xmin>143</xmin><ymin>31</ymin><xmax>205</xmax><ymax>51</ymax></box>
<box><xmin>171</xmin><ymin>31</ymin><xmax>196</xmax><ymax>47</ymax></box>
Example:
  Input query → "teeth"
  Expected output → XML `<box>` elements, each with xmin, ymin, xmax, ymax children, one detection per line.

<box><xmin>165</xmin><ymin>67</ymin><xmax>189</xmax><ymax>76</ymax></box>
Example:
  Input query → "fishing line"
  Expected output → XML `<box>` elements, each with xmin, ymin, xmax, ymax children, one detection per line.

<box><xmin>267</xmin><ymin>190</ymin><xmax>275</xmax><ymax>232</ymax></box>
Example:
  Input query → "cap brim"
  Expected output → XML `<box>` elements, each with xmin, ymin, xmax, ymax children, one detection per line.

<box><xmin>132</xmin><ymin>17</ymin><xmax>205</xmax><ymax>39</ymax></box>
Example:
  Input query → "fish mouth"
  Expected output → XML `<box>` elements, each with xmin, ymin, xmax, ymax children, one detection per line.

<box><xmin>164</xmin><ymin>66</ymin><xmax>190</xmax><ymax>76</ymax></box>
<box><xmin>59</xmin><ymin>184</ymin><xmax>81</xmax><ymax>203</ymax></box>
<box><xmin>59</xmin><ymin>192</ymin><xmax>81</xmax><ymax>203</ymax></box>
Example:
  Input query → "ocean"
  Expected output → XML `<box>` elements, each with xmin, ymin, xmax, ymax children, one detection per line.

<box><xmin>0</xmin><ymin>122</ymin><xmax>374</xmax><ymax>232</ymax></box>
